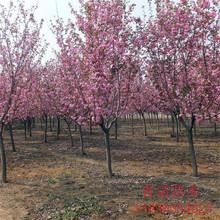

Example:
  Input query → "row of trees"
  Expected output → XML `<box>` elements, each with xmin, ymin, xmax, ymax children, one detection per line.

<box><xmin>0</xmin><ymin>0</ymin><xmax>219</xmax><ymax>182</ymax></box>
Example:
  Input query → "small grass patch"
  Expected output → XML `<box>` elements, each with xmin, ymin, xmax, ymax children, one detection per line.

<box><xmin>56</xmin><ymin>197</ymin><xmax>106</xmax><ymax>219</ymax></box>
<box><xmin>48</xmin><ymin>179</ymin><xmax>57</xmax><ymax>184</ymax></box>
<box><xmin>42</xmin><ymin>203</ymin><xmax>48</xmax><ymax>209</ymax></box>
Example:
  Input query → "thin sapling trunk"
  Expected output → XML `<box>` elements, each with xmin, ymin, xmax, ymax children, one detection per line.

<box><xmin>8</xmin><ymin>122</ymin><xmax>16</xmax><ymax>152</ymax></box>
<box><xmin>180</xmin><ymin>115</ymin><xmax>198</xmax><ymax>177</ymax></box>
<box><xmin>56</xmin><ymin>117</ymin><xmax>60</xmax><ymax>140</ymax></box>
<box><xmin>78</xmin><ymin>124</ymin><xmax>84</xmax><ymax>156</ymax></box>
<box><xmin>0</xmin><ymin>123</ymin><xmax>7</xmax><ymax>183</ymax></box>
<box><xmin>64</xmin><ymin>118</ymin><xmax>74</xmax><ymax>148</ymax></box>
<box><xmin>114</xmin><ymin>118</ymin><xmax>118</xmax><ymax>139</ymax></box>
<box><xmin>100</xmin><ymin>122</ymin><xmax>113</xmax><ymax>178</ymax></box>
<box><xmin>44</xmin><ymin>114</ymin><xmax>48</xmax><ymax>143</ymax></box>
<box><xmin>140</xmin><ymin>112</ymin><xmax>147</xmax><ymax>136</ymax></box>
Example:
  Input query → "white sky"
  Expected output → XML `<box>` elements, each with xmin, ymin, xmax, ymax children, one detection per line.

<box><xmin>0</xmin><ymin>0</ymin><xmax>154</xmax><ymax>62</ymax></box>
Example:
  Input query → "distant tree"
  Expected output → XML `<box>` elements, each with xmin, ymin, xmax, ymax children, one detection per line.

<box><xmin>144</xmin><ymin>0</ymin><xmax>220</xmax><ymax>176</ymax></box>
<box><xmin>0</xmin><ymin>0</ymin><xmax>45</xmax><ymax>182</ymax></box>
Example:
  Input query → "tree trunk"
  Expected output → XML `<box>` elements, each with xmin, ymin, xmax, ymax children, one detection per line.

<box><xmin>27</xmin><ymin>117</ymin><xmax>32</xmax><ymax>137</ymax></box>
<box><xmin>102</xmin><ymin>128</ymin><xmax>112</xmax><ymax>178</ymax></box>
<box><xmin>105</xmin><ymin>130</ymin><xmax>112</xmax><ymax>177</ymax></box>
<box><xmin>49</xmin><ymin>116</ymin><xmax>52</xmax><ymax>132</ymax></box>
<box><xmin>78</xmin><ymin>124</ymin><xmax>84</xmax><ymax>156</ymax></box>
<box><xmin>24</xmin><ymin>120</ymin><xmax>27</xmax><ymax>140</ymax></box>
<box><xmin>171</xmin><ymin>114</ymin><xmax>175</xmax><ymax>137</ymax></box>
<box><xmin>8</xmin><ymin>122</ymin><xmax>16</xmax><ymax>152</ymax></box>
<box><xmin>32</xmin><ymin>117</ymin><xmax>36</xmax><ymax>128</ymax></box>
<box><xmin>64</xmin><ymin>119</ymin><xmax>73</xmax><ymax>148</ymax></box>
<box><xmin>44</xmin><ymin>114</ymin><xmax>48</xmax><ymax>143</ymax></box>
<box><xmin>178</xmin><ymin>118</ymin><xmax>181</xmax><ymax>132</ymax></box>
<box><xmin>0</xmin><ymin>124</ymin><xmax>7</xmax><ymax>183</ymax></box>
<box><xmin>114</xmin><ymin>119</ymin><xmax>118</xmax><ymax>139</ymax></box>
<box><xmin>141</xmin><ymin>112</ymin><xmax>147</xmax><ymax>136</ymax></box>
<box><xmin>180</xmin><ymin>116</ymin><xmax>198</xmax><ymax>177</ymax></box>
<box><xmin>174</xmin><ymin>115</ymin><xmax>179</xmax><ymax>142</ymax></box>
<box><xmin>187</xmin><ymin>128</ymin><xmax>198</xmax><ymax>177</ymax></box>
<box><xmin>100</xmin><ymin>121</ymin><xmax>115</xmax><ymax>178</ymax></box>
<box><xmin>56</xmin><ymin>117</ymin><xmax>60</xmax><ymax>140</ymax></box>
<box><xmin>90</xmin><ymin>126</ymin><xmax>92</xmax><ymax>135</ymax></box>
<box><xmin>156</xmin><ymin>113</ymin><xmax>159</xmax><ymax>131</ymax></box>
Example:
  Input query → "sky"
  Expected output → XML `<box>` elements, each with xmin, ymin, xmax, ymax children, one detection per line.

<box><xmin>0</xmin><ymin>0</ymin><xmax>154</xmax><ymax>62</ymax></box>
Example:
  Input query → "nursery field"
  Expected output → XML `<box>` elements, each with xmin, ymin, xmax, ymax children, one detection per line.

<box><xmin>0</xmin><ymin>0</ymin><xmax>219</xmax><ymax>219</ymax></box>
<box><xmin>0</xmin><ymin>118</ymin><xmax>219</xmax><ymax>220</ymax></box>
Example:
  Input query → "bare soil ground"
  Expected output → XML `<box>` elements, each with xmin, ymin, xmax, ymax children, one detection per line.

<box><xmin>0</xmin><ymin>118</ymin><xmax>219</xmax><ymax>220</ymax></box>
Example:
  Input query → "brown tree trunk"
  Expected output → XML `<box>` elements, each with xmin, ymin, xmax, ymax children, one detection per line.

<box><xmin>0</xmin><ymin>123</ymin><xmax>7</xmax><ymax>183</ymax></box>
<box><xmin>180</xmin><ymin>116</ymin><xmax>198</xmax><ymax>177</ymax></box>
<box><xmin>174</xmin><ymin>114</ymin><xmax>179</xmax><ymax>142</ymax></box>
<box><xmin>27</xmin><ymin>117</ymin><xmax>32</xmax><ymax>137</ymax></box>
<box><xmin>105</xmin><ymin>129</ymin><xmax>112</xmax><ymax>177</ymax></box>
<box><xmin>156</xmin><ymin>113</ymin><xmax>159</xmax><ymax>131</ymax></box>
<box><xmin>114</xmin><ymin>119</ymin><xmax>118</xmax><ymax>139</ymax></box>
<box><xmin>8</xmin><ymin>122</ymin><xmax>16</xmax><ymax>152</ymax></box>
<box><xmin>56</xmin><ymin>117</ymin><xmax>60</xmax><ymax>140</ymax></box>
<box><xmin>22</xmin><ymin>119</ymin><xmax>27</xmax><ymax>140</ymax></box>
<box><xmin>32</xmin><ymin>117</ymin><xmax>36</xmax><ymax>128</ymax></box>
<box><xmin>44</xmin><ymin>114</ymin><xmax>48</xmax><ymax>143</ymax></box>
<box><xmin>78</xmin><ymin>124</ymin><xmax>84</xmax><ymax>156</ymax></box>
<box><xmin>141</xmin><ymin>112</ymin><xmax>147</xmax><ymax>136</ymax></box>
<box><xmin>64</xmin><ymin>118</ymin><xmax>73</xmax><ymax>148</ymax></box>
<box><xmin>49</xmin><ymin>116</ymin><xmax>52</xmax><ymax>132</ymax></box>
<box><xmin>100</xmin><ymin>123</ymin><xmax>113</xmax><ymax>178</ymax></box>
<box><xmin>187</xmin><ymin>127</ymin><xmax>198</xmax><ymax>176</ymax></box>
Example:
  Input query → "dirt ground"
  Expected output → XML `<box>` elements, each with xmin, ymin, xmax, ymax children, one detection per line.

<box><xmin>0</xmin><ymin>118</ymin><xmax>219</xmax><ymax>220</ymax></box>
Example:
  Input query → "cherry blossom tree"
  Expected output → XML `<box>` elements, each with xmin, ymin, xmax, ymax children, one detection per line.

<box><xmin>144</xmin><ymin>0</ymin><xmax>220</xmax><ymax>176</ymax></box>
<box><xmin>53</xmin><ymin>0</ymin><xmax>142</xmax><ymax>177</ymax></box>
<box><xmin>0</xmin><ymin>0</ymin><xmax>45</xmax><ymax>182</ymax></box>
